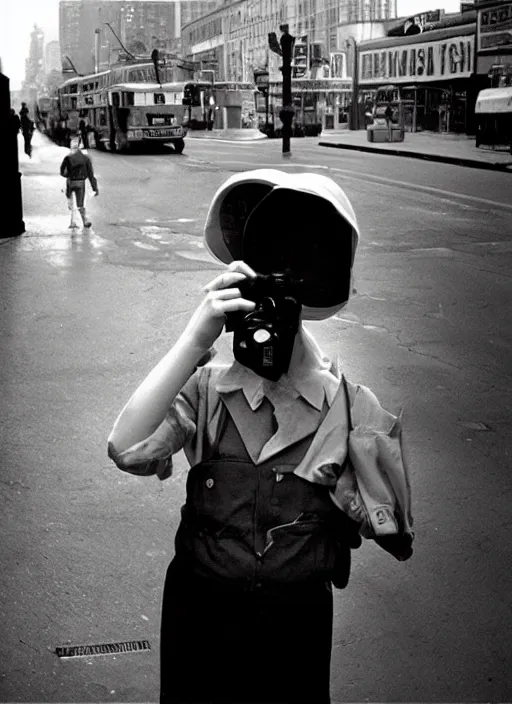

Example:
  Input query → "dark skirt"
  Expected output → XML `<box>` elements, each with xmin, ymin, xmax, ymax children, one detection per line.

<box><xmin>160</xmin><ymin>558</ymin><xmax>333</xmax><ymax>704</ymax></box>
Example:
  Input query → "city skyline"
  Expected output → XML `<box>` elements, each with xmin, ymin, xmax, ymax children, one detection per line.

<box><xmin>3</xmin><ymin>0</ymin><xmax>466</xmax><ymax>89</ymax></box>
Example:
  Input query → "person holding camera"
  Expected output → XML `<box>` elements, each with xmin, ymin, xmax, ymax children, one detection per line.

<box><xmin>108</xmin><ymin>170</ymin><xmax>413</xmax><ymax>704</ymax></box>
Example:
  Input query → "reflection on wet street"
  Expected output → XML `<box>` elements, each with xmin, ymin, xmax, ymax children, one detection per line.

<box><xmin>16</xmin><ymin>227</ymin><xmax>108</xmax><ymax>269</ymax></box>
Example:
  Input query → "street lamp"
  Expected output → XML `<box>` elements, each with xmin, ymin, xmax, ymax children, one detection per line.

<box><xmin>269</xmin><ymin>24</ymin><xmax>295</xmax><ymax>155</ymax></box>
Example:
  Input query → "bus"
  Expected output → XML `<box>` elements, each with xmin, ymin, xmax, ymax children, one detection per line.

<box><xmin>78</xmin><ymin>78</ymin><xmax>189</xmax><ymax>152</ymax></box>
<box><xmin>47</xmin><ymin>60</ymin><xmax>195</xmax><ymax>152</ymax></box>
<box><xmin>34</xmin><ymin>96</ymin><xmax>56</xmax><ymax>133</ymax></box>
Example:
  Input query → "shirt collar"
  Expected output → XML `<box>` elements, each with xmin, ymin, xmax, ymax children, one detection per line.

<box><xmin>215</xmin><ymin>360</ymin><xmax>339</xmax><ymax>411</ymax></box>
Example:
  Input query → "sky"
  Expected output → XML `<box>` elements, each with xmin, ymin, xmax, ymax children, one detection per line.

<box><xmin>1</xmin><ymin>0</ymin><xmax>465</xmax><ymax>90</ymax></box>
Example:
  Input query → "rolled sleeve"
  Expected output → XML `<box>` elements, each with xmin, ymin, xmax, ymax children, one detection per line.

<box><xmin>109</xmin><ymin>373</ymin><xmax>199</xmax><ymax>480</ymax></box>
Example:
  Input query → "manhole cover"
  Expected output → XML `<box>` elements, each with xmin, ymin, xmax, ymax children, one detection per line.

<box><xmin>55</xmin><ymin>639</ymin><xmax>151</xmax><ymax>658</ymax></box>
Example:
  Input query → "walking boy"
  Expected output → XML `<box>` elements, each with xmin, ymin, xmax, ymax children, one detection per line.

<box><xmin>60</xmin><ymin>137</ymin><xmax>99</xmax><ymax>229</ymax></box>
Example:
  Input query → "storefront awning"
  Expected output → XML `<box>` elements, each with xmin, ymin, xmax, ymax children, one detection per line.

<box><xmin>475</xmin><ymin>87</ymin><xmax>512</xmax><ymax>114</ymax></box>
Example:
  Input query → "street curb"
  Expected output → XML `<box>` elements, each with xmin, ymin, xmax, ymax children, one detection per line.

<box><xmin>0</xmin><ymin>237</ymin><xmax>21</xmax><ymax>245</ymax></box>
<box><xmin>186</xmin><ymin>137</ymin><xmax>266</xmax><ymax>144</ymax></box>
<box><xmin>187</xmin><ymin>129</ymin><xmax>267</xmax><ymax>143</ymax></box>
<box><xmin>318</xmin><ymin>141</ymin><xmax>512</xmax><ymax>172</ymax></box>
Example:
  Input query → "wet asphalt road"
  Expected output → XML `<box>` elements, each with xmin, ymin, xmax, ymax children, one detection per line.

<box><xmin>0</xmin><ymin>132</ymin><xmax>511</xmax><ymax>702</ymax></box>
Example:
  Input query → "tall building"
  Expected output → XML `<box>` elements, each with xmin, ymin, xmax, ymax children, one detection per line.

<box><xmin>44</xmin><ymin>40</ymin><xmax>62</xmax><ymax>73</ymax></box>
<box><xmin>181</xmin><ymin>0</ymin><xmax>399</xmax><ymax>130</ymax></box>
<box><xmin>182</xmin><ymin>0</ymin><xmax>397</xmax><ymax>83</ymax></box>
<box><xmin>21</xmin><ymin>24</ymin><xmax>45</xmax><ymax>105</ymax></box>
<box><xmin>59</xmin><ymin>0</ymin><xmax>220</xmax><ymax>75</ymax></box>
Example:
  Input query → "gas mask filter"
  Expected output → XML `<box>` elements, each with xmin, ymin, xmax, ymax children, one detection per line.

<box><xmin>224</xmin><ymin>273</ymin><xmax>302</xmax><ymax>382</ymax></box>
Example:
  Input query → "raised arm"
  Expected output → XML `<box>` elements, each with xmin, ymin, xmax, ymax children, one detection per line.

<box><xmin>108</xmin><ymin>261</ymin><xmax>256</xmax><ymax>455</ymax></box>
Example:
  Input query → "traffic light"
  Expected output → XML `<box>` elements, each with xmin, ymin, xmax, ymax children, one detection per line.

<box><xmin>292</xmin><ymin>34</ymin><xmax>308</xmax><ymax>78</ymax></box>
<box><xmin>268</xmin><ymin>32</ymin><xmax>282</xmax><ymax>56</ymax></box>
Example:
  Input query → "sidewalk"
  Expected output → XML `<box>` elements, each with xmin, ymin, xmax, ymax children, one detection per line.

<box><xmin>0</xmin><ymin>132</ymin><xmax>90</xmax><ymax>244</ymax></box>
<box><xmin>318</xmin><ymin>129</ymin><xmax>512</xmax><ymax>172</ymax></box>
<box><xmin>186</xmin><ymin>127</ymin><xmax>267</xmax><ymax>141</ymax></box>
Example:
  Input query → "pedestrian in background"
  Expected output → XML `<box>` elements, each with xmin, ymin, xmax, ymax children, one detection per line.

<box><xmin>78</xmin><ymin>114</ymin><xmax>89</xmax><ymax>150</ymax></box>
<box><xmin>108</xmin><ymin>170</ymin><xmax>413</xmax><ymax>704</ymax></box>
<box><xmin>20</xmin><ymin>105</ymin><xmax>34</xmax><ymax>158</ymax></box>
<box><xmin>385</xmin><ymin>102</ymin><xmax>394</xmax><ymax>142</ymax></box>
<box><xmin>60</xmin><ymin>137</ymin><xmax>99</xmax><ymax>229</ymax></box>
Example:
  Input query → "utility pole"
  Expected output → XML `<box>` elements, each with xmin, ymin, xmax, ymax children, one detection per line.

<box><xmin>269</xmin><ymin>24</ymin><xmax>295</xmax><ymax>155</ymax></box>
<box><xmin>94</xmin><ymin>29</ymin><xmax>100</xmax><ymax>73</ymax></box>
<box><xmin>346</xmin><ymin>36</ymin><xmax>359</xmax><ymax>130</ymax></box>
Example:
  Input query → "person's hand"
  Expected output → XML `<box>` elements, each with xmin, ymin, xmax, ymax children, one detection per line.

<box><xmin>183</xmin><ymin>261</ymin><xmax>257</xmax><ymax>352</ymax></box>
<box><xmin>94</xmin><ymin>190</ymin><xmax>99</xmax><ymax>197</ymax></box>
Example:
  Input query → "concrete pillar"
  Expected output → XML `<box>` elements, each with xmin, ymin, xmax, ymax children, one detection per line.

<box><xmin>0</xmin><ymin>72</ymin><xmax>25</xmax><ymax>238</ymax></box>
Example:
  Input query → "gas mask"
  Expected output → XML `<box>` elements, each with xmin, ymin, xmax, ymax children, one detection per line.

<box><xmin>224</xmin><ymin>272</ymin><xmax>302</xmax><ymax>382</ymax></box>
<box><xmin>203</xmin><ymin>170</ymin><xmax>360</xmax><ymax>381</ymax></box>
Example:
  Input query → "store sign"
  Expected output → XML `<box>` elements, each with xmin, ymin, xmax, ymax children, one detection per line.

<box><xmin>290</xmin><ymin>79</ymin><xmax>351</xmax><ymax>91</ymax></box>
<box><xmin>359</xmin><ymin>35</ymin><xmax>474</xmax><ymax>84</ymax></box>
<box><xmin>478</xmin><ymin>3</ymin><xmax>512</xmax><ymax>52</ymax></box>
<box><xmin>403</xmin><ymin>10</ymin><xmax>442</xmax><ymax>35</ymax></box>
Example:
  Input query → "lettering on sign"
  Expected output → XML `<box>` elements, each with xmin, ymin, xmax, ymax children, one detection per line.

<box><xmin>359</xmin><ymin>35</ymin><xmax>474</xmax><ymax>84</ymax></box>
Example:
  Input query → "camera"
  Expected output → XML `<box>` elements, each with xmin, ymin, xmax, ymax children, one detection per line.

<box><xmin>225</xmin><ymin>272</ymin><xmax>303</xmax><ymax>382</ymax></box>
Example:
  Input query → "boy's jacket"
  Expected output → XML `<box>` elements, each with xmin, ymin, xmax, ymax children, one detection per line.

<box><xmin>115</xmin><ymin>363</ymin><xmax>414</xmax><ymax>562</ymax></box>
<box><xmin>293</xmin><ymin>373</ymin><xmax>414</xmax><ymax>561</ymax></box>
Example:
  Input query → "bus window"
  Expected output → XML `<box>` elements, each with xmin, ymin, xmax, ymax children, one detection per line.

<box><xmin>123</xmin><ymin>92</ymin><xmax>134</xmax><ymax>106</ymax></box>
<box><xmin>99</xmin><ymin>108</ymin><xmax>107</xmax><ymax>126</ymax></box>
<box><xmin>112</xmin><ymin>92</ymin><xmax>120</xmax><ymax>107</ymax></box>
<box><xmin>154</xmin><ymin>93</ymin><xmax>165</xmax><ymax>104</ymax></box>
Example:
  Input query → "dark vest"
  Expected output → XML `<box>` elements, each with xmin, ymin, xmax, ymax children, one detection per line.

<box><xmin>175</xmin><ymin>395</ymin><xmax>356</xmax><ymax>590</ymax></box>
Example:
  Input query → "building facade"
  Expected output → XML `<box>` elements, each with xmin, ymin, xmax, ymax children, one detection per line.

<box><xmin>59</xmin><ymin>0</ymin><xmax>220</xmax><ymax>75</ymax></box>
<box><xmin>356</xmin><ymin>11</ymin><xmax>478</xmax><ymax>133</ymax></box>
<box><xmin>181</xmin><ymin>0</ymin><xmax>397</xmax><ymax>130</ymax></box>
<box><xmin>21</xmin><ymin>25</ymin><xmax>45</xmax><ymax>106</ymax></box>
<box><xmin>45</xmin><ymin>41</ymin><xmax>62</xmax><ymax>74</ymax></box>
<box><xmin>475</xmin><ymin>0</ymin><xmax>512</xmax><ymax>87</ymax></box>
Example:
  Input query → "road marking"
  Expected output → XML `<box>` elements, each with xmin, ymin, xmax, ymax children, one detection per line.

<box><xmin>144</xmin><ymin>218</ymin><xmax>197</xmax><ymax>223</ymax></box>
<box><xmin>195</xmin><ymin>158</ymin><xmax>512</xmax><ymax>212</ymax></box>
